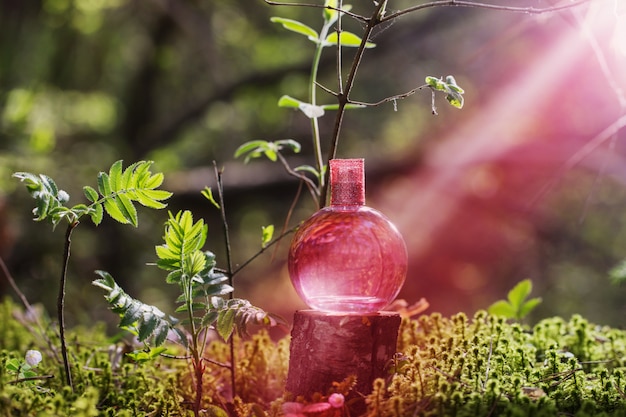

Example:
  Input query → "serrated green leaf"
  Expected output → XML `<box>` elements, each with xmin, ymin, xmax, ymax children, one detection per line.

<box><xmin>507</xmin><ymin>279</ymin><xmax>532</xmax><ymax>310</ymax></box>
<box><xmin>138</xmin><ymin>313</ymin><xmax>158</xmax><ymax>342</ymax></box>
<box><xmin>153</xmin><ymin>321</ymin><xmax>170</xmax><ymax>346</ymax></box>
<box><xmin>103</xmin><ymin>197</ymin><xmax>129</xmax><ymax>224</ymax></box>
<box><xmin>108</xmin><ymin>160</ymin><xmax>123</xmax><ymax>192</ymax></box>
<box><xmin>143</xmin><ymin>171</ymin><xmax>165</xmax><ymax>190</ymax></box>
<box><xmin>202</xmin><ymin>311</ymin><xmax>219</xmax><ymax>328</ymax></box>
<box><xmin>217</xmin><ymin>308</ymin><xmax>236</xmax><ymax>341</ymax></box>
<box><xmin>83</xmin><ymin>186</ymin><xmax>99</xmax><ymax>203</ymax></box>
<box><xmin>270</xmin><ymin>17</ymin><xmax>318</xmax><ymax>41</ymax></box>
<box><xmin>97</xmin><ymin>172</ymin><xmax>112</xmax><ymax>196</ymax></box>
<box><xmin>89</xmin><ymin>203</ymin><xmax>103</xmax><ymax>225</ymax></box>
<box><xmin>487</xmin><ymin>300</ymin><xmax>516</xmax><ymax>319</ymax></box>
<box><xmin>119</xmin><ymin>302</ymin><xmax>141</xmax><ymax>328</ymax></box>
<box><xmin>324</xmin><ymin>31</ymin><xmax>376</xmax><ymax>48</ymax></box>
<box><xmin>115</xmin><ymin>193</ymin><xmax>138</xmax><ymax>227</ymax></box>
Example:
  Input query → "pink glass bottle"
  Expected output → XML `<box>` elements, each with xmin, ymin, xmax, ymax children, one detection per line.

<box><xmin>288</xmin><ymin>159</ymin><xmax>408</xmax><ymax>313</ymax></box>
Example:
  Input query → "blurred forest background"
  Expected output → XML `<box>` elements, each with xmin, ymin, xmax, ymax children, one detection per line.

<box><xmin>1</xmin><ymin>0</ymin><xmax>625</xmax><ymax>331</ymax></box>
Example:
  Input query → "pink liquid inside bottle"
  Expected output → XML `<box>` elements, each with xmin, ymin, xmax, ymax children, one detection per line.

<box><xmin>288</xmin><ymin>159</ymin><xmax>408</xmax><ymax>313</ymax></box>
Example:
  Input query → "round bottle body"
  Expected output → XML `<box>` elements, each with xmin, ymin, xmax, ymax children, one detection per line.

<box><xmin>288</xmin><ymin>205</ymin><xmax>407</xmax><ymax>313</ymax></box>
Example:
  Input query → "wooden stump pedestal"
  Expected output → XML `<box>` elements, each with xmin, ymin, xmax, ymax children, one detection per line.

<box><xmin>286</xmin><ymin>310</ymin><xmax>401</xmax><ymax>401</ymax></box>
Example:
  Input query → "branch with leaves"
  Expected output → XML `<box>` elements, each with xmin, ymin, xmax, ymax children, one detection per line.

<box><xmin>13</xmin><ymin>160</ymin><xmax>172</xmax><ymax>391</ymax></box>
<box><xmin>93</xmin><ymin>208</ymin><xmax>281</xmax><ymax>417</ymax></box>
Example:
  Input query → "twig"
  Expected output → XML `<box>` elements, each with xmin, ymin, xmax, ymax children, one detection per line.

<box><xmin>212</xmin><ymin>161</ymin><xmax>237</xmax><ymax>400</ymax></box>
<box><xmin>59</xmin><ymin>221</ymin><xmax>79</xmax><ymax>391</ymax></box>
<box><xmin>320</xmin><ymin>0</ymin><xmax>388</xmax><ymax>206</ymax></box>
<box><xmin>264</xmin><ymin>0</ymin><xmax>367</xmax><ymax>22</ymax></box>
<box><xmin>276</xmin><ymin>152</ymin><xmax>319</xmax><ymax>202</ymax></box>
<box><xmin>0</xmin><ymin>256</ymin><xmax>60</xmax><ymax>360</ymax></box>
<box><xmin>8</xmin><ymin>374</ymin><xmax>55</xmax><ymax>385</ymax></box>
<box><xmin>382</xmin><ymin>0</ymin><xmax>595</xmax><ymax>23</ymax></box>
<box><xmin>348</xmin><ymin>84</ymin><xmax>429</xmax><ymax>108</ymax></box>
<box><xmin>231</xmin><ymin>226</ymin><xmax>298</xmax><ymax>277</ymax></box>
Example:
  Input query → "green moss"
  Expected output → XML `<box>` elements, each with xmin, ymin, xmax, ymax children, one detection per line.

<box><xmin>375</xmin><ymin>311</ymin><xmax>626</xmax><ymax>417</ymax></box>
<box><xmin>2</xmin><ymin>297</ymin><xmax>626</xmax><ymax>416</ymax></box>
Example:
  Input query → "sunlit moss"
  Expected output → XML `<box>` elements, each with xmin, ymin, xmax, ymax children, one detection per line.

<box><xmin>2</xmin><ymin>296</ymin><xmax>626</xmax><ymax>416</ymax></box>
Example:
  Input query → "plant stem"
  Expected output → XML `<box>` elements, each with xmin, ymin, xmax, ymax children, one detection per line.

<box><xmin>319</xmin><ymin>1</ymin><xmax>386</xmax><ymax>206</ymax></box>
<box><xmin>59</xmin><ymin>221</ymin><xmax>78</xmax><ymax>391</ymax></box>
<box><xmin>213</xmin><ymin>162</ymin><xmax>237</xmax><ymax>401</ymax></box>
<box><xmin>309</xmin><ymin>21</ymin><xmax>333</xmax><ymax>199</ymax></box>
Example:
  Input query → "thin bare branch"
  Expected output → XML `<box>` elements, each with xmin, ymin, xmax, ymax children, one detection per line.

<box><xmin>382</xmin><ymin>0</ymin><xmax>595</xmax><ymax>24</ymax></box>
<box><xmin>348</xmin><ymin>84</ymin><xmax>429</xmax><ymax>107</ymax></box>
<box><xmin>264</xmin><ymin>0</ymin><xmax>367</xmax><ymax>22</ymax></box>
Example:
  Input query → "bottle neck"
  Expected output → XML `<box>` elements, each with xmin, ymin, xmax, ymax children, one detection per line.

<box><xmin>329</xmin><ymin>158</ymin><xmax>365</xmax><ymax>207</ymax></box>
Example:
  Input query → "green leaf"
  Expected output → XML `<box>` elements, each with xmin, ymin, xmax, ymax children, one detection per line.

<box><xmin>201</xmin><ymin>187</ymin><xmax>221</xmax><ymax>209</ymax></box>
<box><xmin>138</xmin><ymin>313</ymin><xmax>159</xmax><ymax>342</ymax></box>
<box><xmin>93</xmin><ymin>270</ymin><xmax>174</xmax><ymax>347</ymax></box>
<box><xmin>487</xmin><ymin>300</ymin><xmax>516</xmax><ymax>319</ymax></box>
<box><xmin>103</xmin><ymin>197</ymin><xmax>130</xmax><ymax>224</ymax></box>
<box><xmin>97</xmin><ymin>172</ymin><xmax>112</xmax><ymax>197</ymax></box>
<box><xmin>324</xmin><ymin>31</ymin><xmax>376</xmax><ymax>48</ymax></box>
<box><xmin>270</xmin><ymin>17</ymin><xmax>318</xmax><ymax>41</ymax></box>
<box><xmin>108</xmin><ymin>160</ymin><xmax>123</xmax><ymax>192</ymax></box>
<box><xmin>5</xmin><ymin>358</ymin><xmax>21</xmax><ymax>372</ymax></box>
<box><xmin>323</xmin><ymin>1</ymin><xmax>353</xmax><ymax>25</ymax></box>
<box><xmin>518</xmin><ymin>297</ymin><xmax>542</xmax><ymax>319</ymax></box>
<box><xmin>83</xmin><ymin>186</ymin><xmax>99</xmax><ymax>203</ymax></box>
<box><xmin>261</xmin><ymin>224</ymin><xmax>274</xmax><ymax>248</ymax></box>
<box><xmin>217</xmin><ymin>308</ymin><xmax>236</xmax><ymax>341</ymax></box>
<box><xmin>507</xmin><ymin>279</ymin><xmax>532</xmax><ymax>310</ymax></box>
<box><xmin>115</xmin><ymin>193</ymin><xmax>138</xmax><ymax>227</ymax></box>
<box><xmin>234</xmin><ymin>140</ymin><xmax>269</xmax><ymax>159</ymax></box>
<box><xmin>126</xmin><ymin>347</ymin><xmax>167</xmax><ymax>363</ymax></box>
<box><xmin>446</xmin><ymin>92</ymin><xmax>464</xmax><ymax>109</ymax></box>
<box><xmin>274</xmin><ymin>139</ymin><xmax>301</xmax><ymax>153</ymax></box>
<box><xmin>277</xmin><ymin>95</ymin><xmax>303</xmax><ymax>108</ymax></box>
<box><xmin>89</xmin><ymin>203</ymin><xmax>104</xmax><ymax>226</ymax></box>
<box><xmin>324</xmin><ymin>0</ymin><xmax>338</xmax><ymax>23</ymax></box>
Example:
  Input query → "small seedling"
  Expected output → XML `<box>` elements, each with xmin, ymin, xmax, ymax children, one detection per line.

<box><xmin>5</xmin><ymin>350</ymin><xmax>42</xmax><ymax>383</ymax></box>
<box><xmin>488</xmin><ymin>279</ymin><xmax>542</xmax><ymax>321</ymax></box>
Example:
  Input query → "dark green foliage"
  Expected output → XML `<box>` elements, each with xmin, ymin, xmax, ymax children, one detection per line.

<box><xmin>92</xmin><ymin>271</ymin><xmax>178</xmax><ymax>347</ymax></box>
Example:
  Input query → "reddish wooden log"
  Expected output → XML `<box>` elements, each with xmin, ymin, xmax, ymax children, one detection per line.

<box><xmin>286</xmin><ymin>310</ymin><xmax>401</xmax><ymax>401</ymax></box>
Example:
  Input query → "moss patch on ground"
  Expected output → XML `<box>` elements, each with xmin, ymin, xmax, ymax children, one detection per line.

<box><xmin>1</xmin><ymin>297</ymin><xmax>625</xmax><ymax>416</ymax></box>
